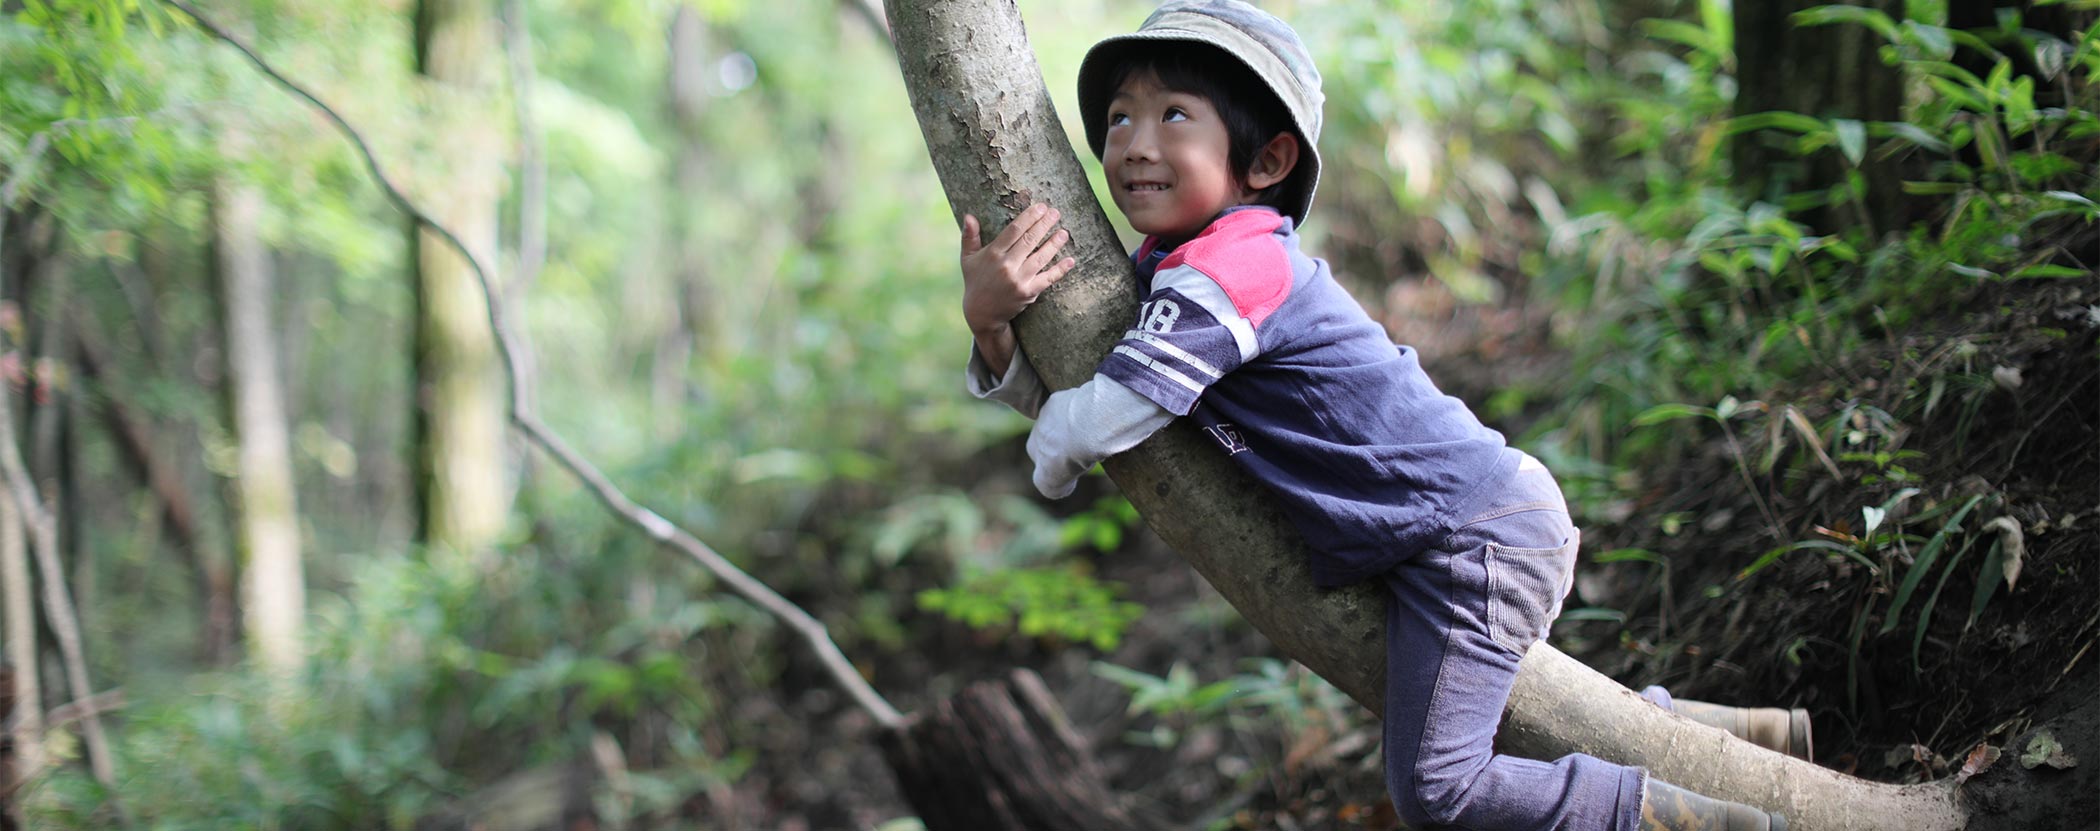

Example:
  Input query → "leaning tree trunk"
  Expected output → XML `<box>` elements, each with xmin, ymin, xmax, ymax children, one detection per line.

<box><xmin>886</xmin><ymin>1</ymin><xmax>1988</xmax><ymax>829</ymax></box>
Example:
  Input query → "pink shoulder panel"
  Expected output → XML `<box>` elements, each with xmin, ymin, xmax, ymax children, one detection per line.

<box><xmin>1158</xmin><ymin>210</ymin><xmax>1292</xmax><ymax>328</ymax></box>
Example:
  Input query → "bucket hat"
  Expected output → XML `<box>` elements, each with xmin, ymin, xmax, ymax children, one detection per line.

<box><xmin>1077</xmin><ymin>0</ymin><xmax>1324</xmax><ymax>225</ymax></box>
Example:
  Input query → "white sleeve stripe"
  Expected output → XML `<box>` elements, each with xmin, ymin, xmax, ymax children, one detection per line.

<box><xmin>1153</xmin><ymin>264</ymin><xmax>1261</xmax><ymax>361</ymax></box>
<box><xmin>1111</xmin><ymin>345</ymin><xmax>1206</xmax><ymax>394</ymax></box>
<box><xmin>1120</xmin><ymin>330</ymin><xmax>1224</xmax><ymax>379</ymax></box>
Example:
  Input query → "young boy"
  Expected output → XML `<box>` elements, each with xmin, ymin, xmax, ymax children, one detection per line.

<box><xmin>959</xmin><ymin>2</ymin><xmax>1795</xmax><ymax>829</ymax></box>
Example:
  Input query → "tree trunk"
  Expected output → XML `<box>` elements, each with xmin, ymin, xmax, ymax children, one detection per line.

<box><xmin>73</xmin><ymin>306</ymin><xmax>232</xmax><ymax>664</ymax></box>
<box><xmin>212</xmin><ymin>176</ymin><xmax>306</xmax><ymax>675</ymax></box>
<box><xmin>654</xmin><ymin>2</ymin><xmax>714</xmax><ymax>438</ymax></box>
<box><xmin>412</xmin><ymin>0</ymin><xmax>511</xmax><ymax>554</ymax></box>
<box><xmin>1732</xmin><ymin>0</ymin><xmax>1907</xmax><ymax>236</ymax></box>
<box><xmin>879</xmin><ymin>670</ymin><xmax>1145</xmax><ymax>831</ymax></box>
<box><xmin>0</xmin><ymin>324</ymin><xmax>116</xmax><ymax>801</ymax></box>
<box><xmin>885</xmin><ymin>2</ymin><xmax>1987</xmax><ymax>828</ymax></box>
<box><xmin>0</xmin><ymin>489</ymin><xmax>40</xmax><ymax>813</ymax></box>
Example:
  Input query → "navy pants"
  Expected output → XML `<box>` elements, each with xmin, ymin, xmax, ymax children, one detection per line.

<box><xmin>1381</xmin><ymin>456</ymin><xmax>1646</xmax><ymax>830</ymax></box>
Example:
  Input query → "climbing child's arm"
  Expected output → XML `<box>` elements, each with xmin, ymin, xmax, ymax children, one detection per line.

<box><xmin>1023</xmin><ymin>251</ymin><xmax>1275</xmax><ymax>498</ymax></box>
<box><xmin>1025</xmin><ymin>375</ymin><xmax>1173</xmax><ymax>498</ymax></box>
<box><xmin>966</xmin><ymin>341</ymin><xmax>1049</xmax><ymax>418</ymax></box>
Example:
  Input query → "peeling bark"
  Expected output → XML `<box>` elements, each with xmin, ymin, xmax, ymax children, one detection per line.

<box><xmin>887</xmin><ymin>2</ymin><xmax>1979</xmax><ymax>828</ymax></box>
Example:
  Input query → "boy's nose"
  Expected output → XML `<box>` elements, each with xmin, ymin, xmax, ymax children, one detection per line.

<box><xmin>1122</xmin><ymin>126</ymin><xmax>1159</xmax><ymax>162</ymax></box>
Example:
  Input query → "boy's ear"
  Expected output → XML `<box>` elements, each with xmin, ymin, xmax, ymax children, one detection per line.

<box><xmin>1245</xmin><ymin>132</ymin><xmax>1300</xmax><ymax>192</ymax></box>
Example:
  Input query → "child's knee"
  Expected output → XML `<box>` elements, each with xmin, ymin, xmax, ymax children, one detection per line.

<box><xmin>1389</xmin><ymin>759</ymin><xmax>1485</xmax><ymax>828</ymax></box>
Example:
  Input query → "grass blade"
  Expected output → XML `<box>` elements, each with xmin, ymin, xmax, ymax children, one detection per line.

<box><xmin>1912</xmin><ymin>529</ymin><xmax>1980</xmax><ymax>672</ymax></box>
<box><xmin>1881</xmin><ymin>495</ymin><xmax>1985</xmax><ymax>635</ymax></box>
<box><xmin>1966</xmin><ymin>538</ymin><xmax>2007</xmax><ymax>633</ymax></box>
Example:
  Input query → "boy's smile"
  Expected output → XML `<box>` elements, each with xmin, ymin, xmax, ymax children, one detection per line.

<box><xmin>1102</xmin><ymin>72</ymin><xmax>1252</xmax><ymax>241</ymax></box>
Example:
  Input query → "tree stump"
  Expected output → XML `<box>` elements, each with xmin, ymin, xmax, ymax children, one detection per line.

<box><xmin>879</xmin><ymin>669</ymin><xmax>1142</xmax><ymax>831</ymax></box>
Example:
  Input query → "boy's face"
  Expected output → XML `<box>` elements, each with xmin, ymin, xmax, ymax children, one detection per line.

<box><xmin>1101</xmin><ymin>71</ymin><xmax>1248</xmax><ymax>240</ymax></box>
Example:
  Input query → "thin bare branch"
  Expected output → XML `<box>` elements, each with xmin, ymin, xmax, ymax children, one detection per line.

<box><xmin>0</xmin><ymin>278</ymin><xmax>122</xmax><ymax>807</ymax></box>
<box><xmin>500</xmin><ymin>0</ymin><xmax>546</xmax><ymax>437</ymax></box>
<box><xmin>500</xmin><ymin>0</ymin><xmax>547</xmax><ymax>296</ymax></box>
<box><xmin>161</xmin><ymin>0</ymin><xmax>905</xmax><ymax>731</ymax></box>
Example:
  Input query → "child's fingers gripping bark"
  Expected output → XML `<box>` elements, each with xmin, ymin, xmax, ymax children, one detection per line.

<box><xmin>995</xmin><ymin>203</ymin><xmax>1057</xmax><ymax>256</ymax></box>
<box><xmin>1022</xmin><ymin>226</ymin><xmax>1075</xmax><ymax>293</ymax></box>
<box><xmin>960</xmin><ymin>203</ymin><xmax>1072</xmax><ymax>335</ymax></box>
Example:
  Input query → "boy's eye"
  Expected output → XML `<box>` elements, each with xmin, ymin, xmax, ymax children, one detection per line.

<box><xmin>1108</xmin><ymin>112</ymin><xmax>1130</xmax><ymax>126</ymax></box>
<box><xmin>1163</xmin><ymin>107</ymin><xmax>1188</xmax><ymax>122</ymax></box>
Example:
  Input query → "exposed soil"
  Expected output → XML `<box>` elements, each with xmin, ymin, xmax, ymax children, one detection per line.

<box><xmin>1559</xmin><ymin>277</ymin><xmax>2098</xmax><ymax>787</ymax></box>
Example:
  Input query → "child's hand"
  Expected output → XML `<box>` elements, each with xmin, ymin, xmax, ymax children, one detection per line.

<box><xmin>960</xmin><ymin>203</ymin><xmax>1076</xmax><ymax>338</ymax></box>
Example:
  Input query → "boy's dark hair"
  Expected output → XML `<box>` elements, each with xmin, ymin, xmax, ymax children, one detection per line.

<box><xmin>1101</xmin><ymin>41</ymin><xmax>1302</xmax><ymax>212</ymax></box>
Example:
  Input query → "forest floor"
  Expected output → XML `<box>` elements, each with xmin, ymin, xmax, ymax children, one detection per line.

<box><xmin>688</xmin><ymin>275</ymin><xmax>2096</xmax><ymax>830</ymax></box>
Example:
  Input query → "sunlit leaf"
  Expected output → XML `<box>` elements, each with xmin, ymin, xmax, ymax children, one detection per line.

<box><xmin>1791</xmin><ymin>5</ymin><xmax>1900</xmax><ymax>43</ymax></box>
<box><xmin>1630</xmin><ymin>402</ymin><xmax>1717</xmax><ymax>427</ymax></box>
<box><xmin>1833</xmin><ymin>118</ymin><xmax>1866</xmax><ymax>166</ymax></box>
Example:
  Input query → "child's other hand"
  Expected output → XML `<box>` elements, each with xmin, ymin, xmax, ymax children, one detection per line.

<box><xmin>960</xmin><ymin>203</ymin><xmax>1076</xmax><ymax>337</ymax></box>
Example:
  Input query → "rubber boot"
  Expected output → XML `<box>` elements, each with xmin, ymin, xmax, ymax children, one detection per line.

<box><xmin>1640</xmin><ymin>778</ymin><xmax>1788</xmax><ymax>831</ymax></box>
<box><xmin>1670</xmin><ymin>698</ymin><xmax>1815</xmax><ymax>760</ymax></box>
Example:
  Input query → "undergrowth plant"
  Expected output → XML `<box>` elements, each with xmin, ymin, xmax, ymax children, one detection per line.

<box><xmin>1556</xmin><ymin>2</ymin><xmax>2094</xmax><ymax>470</ymax></box>
<box><xmin>1548</xmin><ymin>2</ymin><xmax>2093</xmax><ymax>722</ymax></box>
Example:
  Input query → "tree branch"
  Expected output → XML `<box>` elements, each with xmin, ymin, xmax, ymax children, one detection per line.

<box><xmin>0</xmin><ymin>274</ymin><xmax>123</xmax><ymax>812</ymax></box>
<box><xmin>499</xmin><ymin>0</ymin><xmax>547</xmax><ymax>299</ymax></box>
<box><xmin>159</xmin><ymin>0</ymin><xmax>905</xmax><ymax>731</ymax></box>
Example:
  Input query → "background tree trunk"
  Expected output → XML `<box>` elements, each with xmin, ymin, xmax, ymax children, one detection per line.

<box><xmin>886</xmin><ymin>1</ymin><xmax>1989</xmax><ymax>828</ymax></box>
<box><xmin>412</xmin><ymin>0</ymin><xmax>511</xmax><ymax>554</ymax></box>
<box><xmin>212</xmin><ymin>175</ymin><xmax>306</xmax><ymax>675</ymax></box>
<box><xmin>72</xmin><ymin>321</ymin><xmax>231</xmax><ymax>665</ymax></box>
<box><xmin>654</xmin><ymin>2</ymin><xmax>714</xmax><ymax>438</ymax></box>
<box><xmin>0</xmin><ymin>288</ymin><xmax>117</xmax><ymax>798</ymax></box>
<box><xmin>0</xmin><ymin>493</ymin><xmax>40</xmax><ymax>811</ymax></box>
<box><xmin>1732</xmin><ymin>0</ymin><xmax>1907</xmax><ymax>236</ymax></box>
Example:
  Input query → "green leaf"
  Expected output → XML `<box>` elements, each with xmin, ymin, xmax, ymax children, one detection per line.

<box><xmin>1631</xmin><ymin>403</ymin><xmax>1718</xmax><ymax>427</ymax></box>
<box><xmin>1925</xmin><ymin>76</ymin><xmax>1990</xmax><ymax>112</ymax></box>
<box><xmin>1725</xmin><ymin>110</ymin><xmax>1829</xmax><ymax>136</ymax></box>
<box><xmin>1642</xmin><ymin>19</ymin><xmax>1718</xmax><ymax>55</ymax></box>
<box><xmin>2020</xmin><ymin>730</ymin><xmax>2077</xmax><ymax>770</ymax></box>
<box><xmin>2010</xmin><ymin>264</ymin><xmax>2091</xmax><ymax>279</ymax></box>
<box><xmin>1791</xmin><ymin>5</ymin><xmax>1900</xmax><ymax>43</ymax></box>
<box><xmin>1913</xmin><ymin>524</ymin><xmax>1982</xmax><ymax>672</ymax></box>
<box><xmin>1737</xmin><ymin>544</ymin><xmax>1794</xmax><ymax>581</ymax></box>
<box><xmin>1876</xmin><ymin>122</ymin><xmax>1952</xmax><ymax>154</ymax></box>
<box><xmin>1967</xmin><ymin>538</ymin><xmax>2006</xmax><ymax>632</ymax></box>
<box><xmin>1833</xmin><ymin>118</ymin><xmax>1867</xmax><ymax>166</ymax></box>
<box><xmin>1595</xmin><ymin>548</ymin><xmax>1666</xmax><ymax>564</ymax></box>
<box><xmin>1881</xmin><ymin>496</ymin><xmax>1985</xmax><ymax>635</ymax></box>
<box><xmin>1903</xmin><ymin>20</ymin><xmax>1958</xmax><ymax>59</ymax></box>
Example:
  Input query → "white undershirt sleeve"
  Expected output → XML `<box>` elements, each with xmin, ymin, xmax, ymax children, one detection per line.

<box><xmin>965</xmin><ymin>342</ymin><xmax>1048</xmax><ymax>419</ymax></box>
<box><xmin>1025</xmin><ymin>374</ymin><xmax>1174</xmax><ymax>499</ymax></box>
